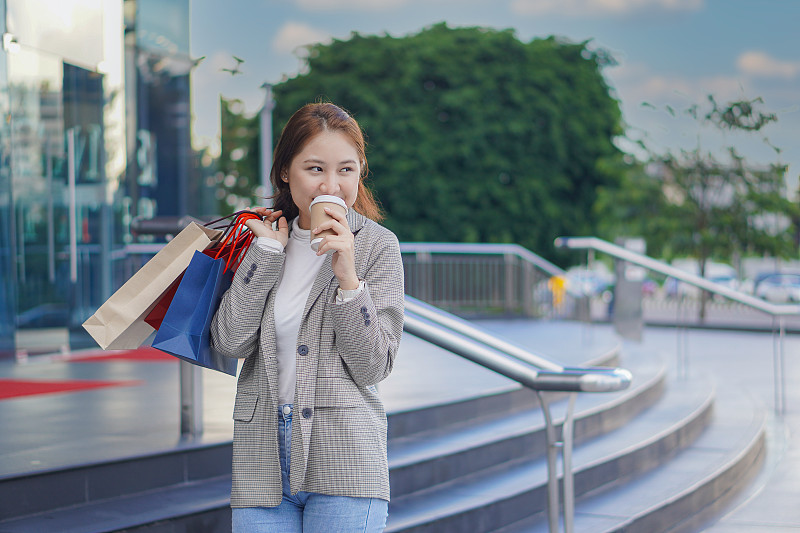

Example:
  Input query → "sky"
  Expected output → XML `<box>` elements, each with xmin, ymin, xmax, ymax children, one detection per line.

<box><xmin>189</xmin><ymin>0</ymin><xmax>800</xmax><ymax>191</ymax></box>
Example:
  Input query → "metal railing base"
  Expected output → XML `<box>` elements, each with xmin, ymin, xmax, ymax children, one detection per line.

<box><xmin>537</xmin><ymin>391</ymin><xmax>577</xmax><ymax>533</ymax></box>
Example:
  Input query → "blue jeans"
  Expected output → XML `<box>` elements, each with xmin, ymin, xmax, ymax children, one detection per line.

<box><xmin>232</xmin><ymin>405</ymin><xmax>388</xmax><ymax>532</ymax></box>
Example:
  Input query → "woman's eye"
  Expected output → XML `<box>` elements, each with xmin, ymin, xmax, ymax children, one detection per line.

<box><xmin>309</xmin><ymin>166</ymin><xmax>322</xmax><ymax>172</ymax></box>
<box><xmin>340</xmin><ymin>167</ymin><xmax>354</xmax><ymax>173</ymax></box>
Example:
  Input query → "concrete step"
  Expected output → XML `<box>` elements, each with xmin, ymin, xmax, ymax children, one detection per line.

<box><xmin>0</xmin><ymin>476</ymin><xmax>232</xmax><ymax>533</ymax></box>
<box><xmin>0</xmin><ymin>440</ymin><xmax>231</xmax><ymax>524</ymax></box>
<box><xmin>494</xmin><ymin>388</ymin><xmax>766</xmax><ymax>533</ymax></box>
<box><xmin>385</xmin><ymin>375</ymin><xmax>716</xmax><ymax>532</ymax></box>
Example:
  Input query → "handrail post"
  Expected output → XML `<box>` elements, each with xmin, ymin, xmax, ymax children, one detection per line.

<box><xmin>416</xmin><ymin>251</ymin><xmax>431</xmax><ymax>304</ymax></box>
<box><xmin>774</xmin><ymin>315</ymin><xmax>786</xmax><ymax>415</ymax></box>
<box><xmin>536</xmin><ymin>391</ymin><xmax>577</xmax><ymax>533</ymax></box>
<box><xmin>537</xmin><ymin>391</ymin><xmax>560</xmax><ymax>533</ymax></box>
<box><xmin>561</xmin><ymin>393</ymin><xmax>577</xmax><ymax>533</ymax></box>
<box><xmin>179</xmin><ymin>360</ymin><xmax>203</xmax><ymax>436</ymax></box>
<box><xmin>523</xmin><ymin>261</ymin><xmax>534</xmax><ymax>317</ymax></box>
<box><xmin>505</xmin><ymin>253</ymin><xmax>516</xmax><ymax>315</ymax></box>
<box><xmin>677</xmin><ymin>295</ymin><xmax>689</xmax><ymax>379</ymax></box>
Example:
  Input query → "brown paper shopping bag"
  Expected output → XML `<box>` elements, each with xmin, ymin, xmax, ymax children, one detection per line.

<box><xmin>82</xmin><ymin>222</ymin><xmax>222</xmax><ymax>350</ymax></box>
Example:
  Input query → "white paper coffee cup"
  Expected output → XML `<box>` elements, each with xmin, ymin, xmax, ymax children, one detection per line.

<box><xmin>309</xmin><ymin>195</ymin><xmax>348</xmax><ymax>253</ymax></box>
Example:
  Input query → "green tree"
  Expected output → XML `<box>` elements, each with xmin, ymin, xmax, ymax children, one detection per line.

<box><xmin>272</xmin><ymin>23</ymin><xmax>624</xmax><ymax>260</ymax></box>
<box><xmin>215</xmin><ymin>96</ymin><xmax>261</xmax><ymax>214</ymax></box>
<box><xmin>597</xmin><ymin>95</ymin><xmax>798</xmax><ymax>319</ymax></box>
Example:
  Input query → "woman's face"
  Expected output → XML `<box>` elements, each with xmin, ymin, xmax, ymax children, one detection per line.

<box><xmin>284</xmin><ymin>130</ymin><xmax>361</xmax><ymax>230</ymax></box>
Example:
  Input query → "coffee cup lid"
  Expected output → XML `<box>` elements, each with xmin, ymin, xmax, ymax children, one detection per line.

<box><xmin>309</xmin><ymin>195</ymin><xmax>347</xmax><ymax>212</ymax></box>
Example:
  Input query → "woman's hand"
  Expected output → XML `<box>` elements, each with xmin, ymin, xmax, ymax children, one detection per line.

<box><xmin>313</xmin><ymin>207</ymin><xmax>359</xmax><ymax>290</ymax></box>
<box><xmin>244</xmin><ymin>207</ymin><xmax>288</xmax><ymax>248</ymax></box>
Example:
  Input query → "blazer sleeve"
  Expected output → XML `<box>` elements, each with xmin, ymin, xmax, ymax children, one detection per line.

<box><xmin>210</xmin><ymin>244</ymin><xmax>284</xmax><ymax>358</ymax></box>
<box><xmin>330</xmin><ymin>228</ymin><xmax>404</xmax><ymax>387</ymax></box>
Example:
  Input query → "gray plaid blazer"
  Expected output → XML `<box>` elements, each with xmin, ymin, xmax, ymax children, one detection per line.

<box><xmin>210</xmin><ymin>209</ymin><xmax>404</xmax><ymax>508</ymax></box>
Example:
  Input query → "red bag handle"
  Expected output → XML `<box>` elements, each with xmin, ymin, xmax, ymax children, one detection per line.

<box><xmin>212</xmin><ymin>212</ymin><xmax>261</xmax><ymax>272</ymax></box>
<box><xmin>204</xmin><ymin>209</ymin><xmax>264</xmax><ymax>234</ymax></box>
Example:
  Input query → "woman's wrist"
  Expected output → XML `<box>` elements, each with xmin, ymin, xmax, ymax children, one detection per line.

<box><xmin>338</xmin><ymin>278</ymin><xmax>360</xmax><ymax>291</ymax></box>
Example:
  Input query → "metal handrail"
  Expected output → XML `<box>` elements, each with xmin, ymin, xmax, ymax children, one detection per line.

<box><xmin>405</xmin><ymin>296</ymin><xmax>563</xmax><ymax>372</ymax></box>
<box><xmin>404</xmin><ymin>299</ymin><xmax>632</xmax><ymax>392</ymax></box>
<box><xmin>555</xmin><ymin>236</ymin><xmax>798</xmax><ymax>414</ymax></box>
<box><xmin>555</xmin><ymin>237</ymin><xmax>800</xmax><ymax>315</ymax></box>
<box><xmin>400</xmin><ymin>241</ymin><xmax>566</xmax><ymax>278</ymax></box>
<box><xmin>405</xmin><ymin>296</ymin><xmax>633</xmax><ymax>391</ymax></box>
<box><xmin>403</xmin><ymin>295</ymin><xmax>632</xmax><ymax>533</ymax></box>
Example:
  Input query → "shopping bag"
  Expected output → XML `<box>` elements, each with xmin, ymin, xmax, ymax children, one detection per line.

<box><xmin>151</xmin><ymin>251</ymin><xmax>237</xmax><ymax>375</ymax></box>
<box><xmin>151</xmin><ymin>212</ymin><xmax>259</xmax><ymax>375</ymax></box>
<box><xmin>143</xmin><ymin>274</ymin><xmax>184</xmax><ymax>330</ymax></box>
<box><xmin>143</xmin><ymin>214</ymin><xmax>258</xmax><ymax>330</ymax></box>
<box><xmin>82</xmin><ymin>222</ymin><xmax>221</xmax><ymax>350</ymax></box>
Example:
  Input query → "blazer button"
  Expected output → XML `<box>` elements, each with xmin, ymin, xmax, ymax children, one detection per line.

<box><xmin>360</xmin><ymin>306</ymin><xmax>368</xmax><ymax>314</ymax></box>
<box><xmin>243</xmin><ymin>275</ymin><xmax>251</xmax><ymax>284</ymax></box>
<box><xmin>249</xmin><ymin>263</ymin><xmax>258</xmax><ymax>271</ymax></box>
<box><xmin>297</xmin><ymin>345</ymin><xmax>309</xmax><ymax>356</ymax></box>
<box><xmin>364</xmin><ymin>320</ymin><xmax>371</xmax><ymax>327</ymax></box>
<box><xmin>302</xmin><ymin>408</ymin><xmax>313</xmax><ymax>419</ymax></box>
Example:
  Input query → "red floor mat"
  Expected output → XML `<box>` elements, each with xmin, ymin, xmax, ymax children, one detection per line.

<box><xmin>69</xmin><ymin>347</ymin><xmax>176</xmax><ymax>363</ymax></box>
<box><xmin>0</xmin><ymin>379</ymin><xmax>141</xmax><ymax>400</ymax></box>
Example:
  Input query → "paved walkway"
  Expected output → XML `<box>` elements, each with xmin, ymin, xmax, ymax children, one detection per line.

<box><xmin>1</xmin><ymin>319</ymin><xmax>799</xmax><ymax>531</ymax></box>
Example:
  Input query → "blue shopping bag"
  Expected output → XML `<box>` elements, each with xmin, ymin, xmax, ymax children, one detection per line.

<box><xmin>152</xmin><ymin>250</ymin><xmax>238</xmax><ymax>376</ymax></box>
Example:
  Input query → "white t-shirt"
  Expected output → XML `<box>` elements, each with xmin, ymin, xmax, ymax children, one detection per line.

<box><xmin>260</xmin><ymin>218</ymin><xmax>325</xmax><ymax>405</ymax></box>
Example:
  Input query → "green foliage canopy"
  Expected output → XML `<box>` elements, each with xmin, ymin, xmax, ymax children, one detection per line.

<box><xmin>272</xmin><ymin>23</ymin><xmax>624</xmax><ymax>259</ymax></box>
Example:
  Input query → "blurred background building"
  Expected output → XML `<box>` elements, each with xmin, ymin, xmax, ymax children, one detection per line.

<box><xmin>0</xmin><ymin>0</ymin><xmax>202</xmax><ymax>359</ymax></box>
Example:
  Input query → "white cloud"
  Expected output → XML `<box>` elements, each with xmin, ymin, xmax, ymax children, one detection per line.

<box><xmin>510</xmin><ymin>0</ymin><xmax>703</xmax><ymax>16</ymax></box>
<box><xmin>295</xmin><ymin>0</ymin><xmax>407</xmax><ymax>11</ymax></box>
<box><xmin>605</xmin><ymin>61</ymin><xmax>797</xmax><ymax>175</ymax></box>
<box><xmin>610</xmin><ymin>61</ymin><xmax>747</xmax><ymax>106</ymax></box>
<box><xmin>272</xmin><ymin>22</ymin><xmax>332</xmax><ymax>55</ymax></box>
<box><xmin>737</xmin><ymin>51</ymin><xmax>800</xmax><ymax>79</ymax></box>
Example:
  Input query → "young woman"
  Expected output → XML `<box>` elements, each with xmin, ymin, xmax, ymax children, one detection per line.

<box><xmin>210</xmin><ymin>102</ymin><xmax>404</xmax><ymax>532</ymax></box>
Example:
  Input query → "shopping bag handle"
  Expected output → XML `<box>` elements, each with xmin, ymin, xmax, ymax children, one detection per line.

<box><xmin>212</xmin><ymin>212</ymin><xmax>261</xmax><ymax>272</ymax></box>
<box><xmin>204</xmin><ymin>209</ymin><xmax>265</xmax><ymax>232</ymax></box>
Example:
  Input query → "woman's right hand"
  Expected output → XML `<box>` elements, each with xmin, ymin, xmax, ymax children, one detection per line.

<box><xmin>245</xmin><ymin>207</ymin><xmax>289</xmax><ymax>247</ymax></box>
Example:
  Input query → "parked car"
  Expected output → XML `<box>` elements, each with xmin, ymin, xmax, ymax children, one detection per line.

<box><xmin>754</xmin><ymin>273</ymin><xmax>800</xmax><ymax>303</ymax></box>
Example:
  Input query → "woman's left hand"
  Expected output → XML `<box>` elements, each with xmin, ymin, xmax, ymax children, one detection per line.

<box><xmin>313</xmin><ymin>207</ymin><xmax>359</xmax><ymax>290</ymax></box>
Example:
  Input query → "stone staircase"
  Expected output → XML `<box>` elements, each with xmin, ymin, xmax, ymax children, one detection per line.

<box><xmin>0</xmin><ymin>327</ymin><xmax>766</xmax><ymax>532</ymax></box>
<box><xmin>384</xmin><ymin>346</ymin><xmax>766</xmax><ymax>533</ymax></box>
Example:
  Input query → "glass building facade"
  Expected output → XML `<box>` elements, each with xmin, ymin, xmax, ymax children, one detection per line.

<box><xmin>0</xmin><ymin>0</ymin><xmax>195</xmax><ymax>359</ymax></box>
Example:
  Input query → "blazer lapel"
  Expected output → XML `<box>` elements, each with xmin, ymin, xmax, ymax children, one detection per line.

<box><xmin>303</xmin><ymin>256</ymin><xmax>334</xmax><ymax>318</ymax></box>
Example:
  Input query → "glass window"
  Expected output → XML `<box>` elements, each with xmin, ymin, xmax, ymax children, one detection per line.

<box><xmin>6</xmin><ymin>45</ymin><xmax>111</xmax><ymax>333</ymax></box>
<box><xmin>6</xmin><ymin>0</ymin><xmax>104</xmax><ymax>68</ymax></box>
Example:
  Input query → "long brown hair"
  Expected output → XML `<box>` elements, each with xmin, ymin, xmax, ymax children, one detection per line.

<box><xmin>269</xmin><ymin>102</ymin><xmax>383</xmax><ymax>222</ymax></box>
